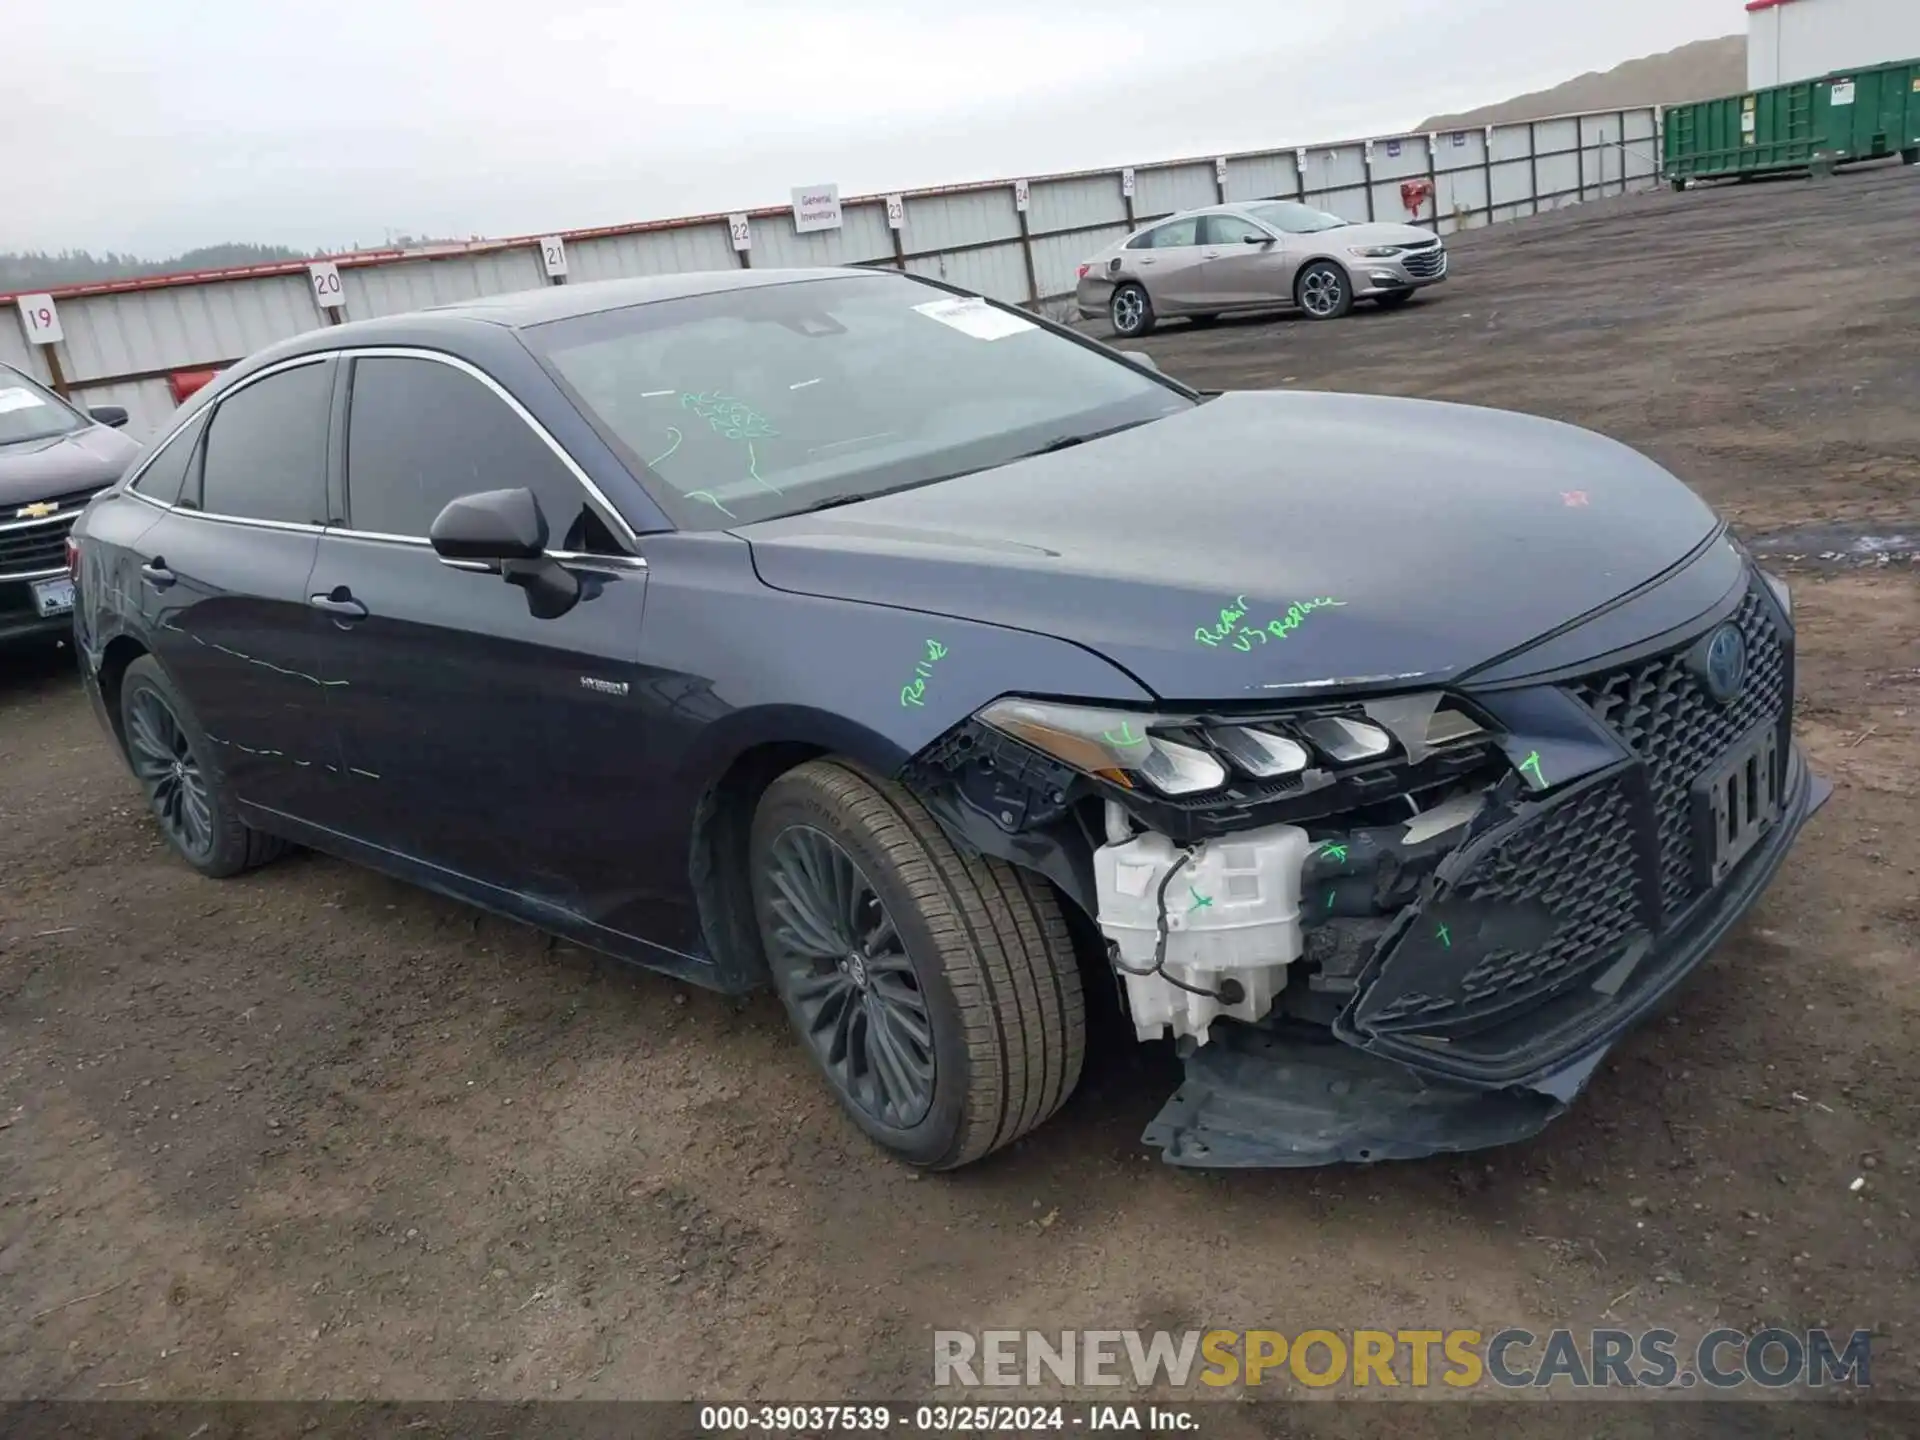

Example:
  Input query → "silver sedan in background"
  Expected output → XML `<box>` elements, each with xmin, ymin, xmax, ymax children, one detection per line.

<box><xmin>1076</xmin><ymin>201</ymin><xmax>1448</xmax><ymax>337</ymax></box>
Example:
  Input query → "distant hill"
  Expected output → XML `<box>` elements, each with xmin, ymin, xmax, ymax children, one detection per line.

<box><xmin>1419</xmin><ymin>35</ymin><xmax>1746</xmax><ymax>130</ymax></box>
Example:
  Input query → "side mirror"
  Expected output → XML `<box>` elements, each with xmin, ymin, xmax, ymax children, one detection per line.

<box><xmin>430</xmin><ymin>487</ymin><xmax>548</xmax><ymax>562</ymax></box>
<box><xmin>1243</xmin><ymin>234</ymin><xmax>1274</xmax><ymax>245</ymax></box>
<box><xmin>89</xmin><ymin>405</ymin><xmax>131</xmax><ymax>428</ymax></box>
<box><xmin>429</xmin><ymin>487</ymin><xmax>579</xmax><ymax>619</ymax></box>
<box><xmin>1121</xmin><ymin>351</ymin><xmax>1161</xmax><ymax>374</ymax></box>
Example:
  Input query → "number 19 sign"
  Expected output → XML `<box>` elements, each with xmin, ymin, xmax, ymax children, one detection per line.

<box><xmin>308</xmin><ymin>261</ymin><xmax>345</xmax><ymax>310</ymax></box>
<box><xmin>16</xmin><ymin>293</ymin><xmax>63</xmax><ymax>345</ymax></box>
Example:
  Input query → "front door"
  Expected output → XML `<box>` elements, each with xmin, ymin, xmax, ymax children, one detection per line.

<box><xmin>305</xmin><ymin>352</ymin><xmax>657</xmax><ymax>933</ymax></box>
<box><xmin>140</xmin><ymin>357</ymin><xmax>345</xmax><ymax>820</ymax></box>
<box><xmin>1194</xmin><ymin>213</ymin><xmax>1293</xmax><ymax>306</ymax></box>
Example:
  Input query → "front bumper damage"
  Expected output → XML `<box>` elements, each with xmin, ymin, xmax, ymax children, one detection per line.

<box><xmin>1143</xmin><ymin>743</ymin><xmax>1830</xmax><ymax>1167</ymax></box>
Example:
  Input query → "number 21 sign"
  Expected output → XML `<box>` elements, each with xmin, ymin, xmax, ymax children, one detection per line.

<box><xmin>16</xmin><ymin>294</ymin><xmax>63</xmax><ymax>345</ymax></box>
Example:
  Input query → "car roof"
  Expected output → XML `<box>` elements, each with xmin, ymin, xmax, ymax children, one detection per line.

<box><xmin>417</xmin><ymin>265</ymin><xmax>868</xmax><ymax>328</ymax></box>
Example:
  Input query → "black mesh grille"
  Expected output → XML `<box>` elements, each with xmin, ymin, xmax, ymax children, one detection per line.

<box><xmin>1566</xmin><ymin>586</ymin><xmax>1788</xmax><ymax>915</ymax></box>
<box><xmin>1358</xmin><ymin>775</ymin><xmax>1642</xmax><ymax>1033</ymax></box>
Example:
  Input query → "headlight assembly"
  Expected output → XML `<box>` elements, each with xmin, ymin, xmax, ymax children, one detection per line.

<box><xmin>976</xmin><ymin>695</ymin><xmax>1490</xmax><ymax>800</ymax></box>
<box><xmin>1348</xmin><ymin>245</ymin><xmax>1403</xmax><ymax>258</ymax></box>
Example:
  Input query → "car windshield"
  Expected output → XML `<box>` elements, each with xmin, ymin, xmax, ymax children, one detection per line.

<box><xmin>1244</xmin><ymin>202</ymin><xmax>1351</xmax><ymax>234</ymax></box>
<box><xmin>529</xmin><ymin>273</ymin><xmax>1193</xmax><ymax>529</ymax></box>
<box><xmin>0</xmin><ymin>366</ymin><xmax>87</xmax><ymax>447</ymax></box>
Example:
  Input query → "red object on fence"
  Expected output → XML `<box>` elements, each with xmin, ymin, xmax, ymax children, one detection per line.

<box><xmin>168</xmin><ymin>369</ymin><xmax>220</xmax><ymax>404</ymax></box>
<box><xmin>1400</xmin><ymin>179</ymin><xmax>1434</xmax><ymax>218</ymax></box>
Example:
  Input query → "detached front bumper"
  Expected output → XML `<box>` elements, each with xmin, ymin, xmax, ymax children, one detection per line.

<box><xmin>1144</xmin><ymin>741</ymin><xmax>1829</xmax><ymax>1167</ymax></box>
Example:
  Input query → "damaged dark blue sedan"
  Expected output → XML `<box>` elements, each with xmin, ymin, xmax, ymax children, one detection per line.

<box><xmin>69</xmin><ymin>267</ymin><xmax>1829</xmax><ymax>1170</ymax></box>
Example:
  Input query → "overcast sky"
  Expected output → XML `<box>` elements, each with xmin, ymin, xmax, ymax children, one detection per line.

<box><xmin>14</xmin><ymin>0</ymin><xmax>1740</xmax><ymax>257</ymax></box>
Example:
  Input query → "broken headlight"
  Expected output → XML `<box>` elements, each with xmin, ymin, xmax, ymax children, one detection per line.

<box><xmin>976</xmin><ymin>695</ymin><xmax>1488</xmax><ymax>800</ymax></box>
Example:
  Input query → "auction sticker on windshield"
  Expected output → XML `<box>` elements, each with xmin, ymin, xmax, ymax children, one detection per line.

<box><xmin>0</xmin><ymin>387</ymin><xmax>49</xmax><ymax>414</ymax></box>
<box><xmin>913</xmin><ymin>297</ymin><xmax>1036</xmax><ymax>341</ymax></box>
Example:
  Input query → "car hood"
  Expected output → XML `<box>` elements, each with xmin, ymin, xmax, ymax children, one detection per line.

<box><xmin>0</xmin><ymin>425</ymin><xmax>141</xmax><ymax>506</ymax></box>
<box><xmin>738</xmin><ymin>390</ymin><xmax>1720</xmax><ymax>702</ymax></box>
<box><xmin>1323</xmin><ymin>221</ymin><xmax>1439</xmax><ymax>249</ymax></box>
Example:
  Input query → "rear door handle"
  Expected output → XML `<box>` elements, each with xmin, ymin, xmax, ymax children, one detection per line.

<box><xmin>308</xmin><ymin>588</ymin><xmax>368</xmax><ymax>620</ymax></box>
<box><xmin>140</xmin><ymin>558</ymin><xmax>175</xmax><ymax>588</ymax></box>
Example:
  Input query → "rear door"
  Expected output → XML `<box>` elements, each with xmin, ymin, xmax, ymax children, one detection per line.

<box><xmin>304</xmin><ymin>350</ymin><xmax>653</xmax><ymax>919</ymax></box>
<box><xmin>1123</xmin><ymin>217</ymin><xmax>1209</xmax><ymax>311</ymax></box>
<box><xmin>1194</xmin><ymin>213</ymin><xmax>1291</xmax><ymax>306</ymax></box>
<box><xmin>138</xmin><ymin>356</ymin><xmax>345</xmax><ymax>819</ymax></box>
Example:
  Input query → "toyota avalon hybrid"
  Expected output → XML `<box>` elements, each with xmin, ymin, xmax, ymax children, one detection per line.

<box><xmin>69</xmin><ymin>268</ymin><xmax>1826</xmax><ymax>1170</ymax></box>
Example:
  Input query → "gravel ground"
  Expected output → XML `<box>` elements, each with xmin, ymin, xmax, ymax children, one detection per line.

<box><xmin>2</xmin><ymin>163</ymin><xmax>1916</xmax><ymax>1428</ymax></box>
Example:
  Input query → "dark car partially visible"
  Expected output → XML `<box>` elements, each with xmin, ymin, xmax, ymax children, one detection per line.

<box><xmin>0</xmin><ymin>362</ymin><xmax>138</xmax><ymax>647</ymax></box>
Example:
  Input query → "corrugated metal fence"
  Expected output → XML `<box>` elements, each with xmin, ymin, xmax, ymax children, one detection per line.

<box><xmin>4</xmin><ymin>108</ymin><xmax>1662</xmax><ymax>440</ymax></box>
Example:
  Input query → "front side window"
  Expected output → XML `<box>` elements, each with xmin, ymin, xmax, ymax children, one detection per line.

<box><xmin>529</xmin><ymin>273</ymin><xmax>1192</xmax><ymax>530</ymax></box>
<box><xmin>1201</xmin><ymin>215</ymin><xmax>1274</xmax><ymax>245</ymax></box>
<box><xmin>128</xmin><ymin>411</ymin><xmax>210</xmax><ymax>506</ymax></box>
<box><xmin>197</xmin><ymin>361</ymin><xmax>332</xmax><ymax>523</ymax></box>
<box><xmin>344</xmin><ymin>356</ymin><xmax>618</xmax><ymax>552</ymax></box>
<box><xmin>1244</xmin><ymin>201</ymin><xmax>1350</xmax><ymax>234</ymax></box>
<box><xmin>0</xmin><ymin>364</ymin><xmax>88</xmax><ymax>447</ymax></box>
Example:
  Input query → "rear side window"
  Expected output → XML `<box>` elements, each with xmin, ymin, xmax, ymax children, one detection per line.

<box><xmin>128</xmin><ymin>412</ymin><xmax>210</xmax><ymax>506</ymax></box>
<box><xmin>344</xmin><ymin>356</ymin><xmax>616</xmax><ymax>551</ymax></box>
<box><xmin>1128</xmin><ymin>218</ymin><xmax>1199</xmax><ymax>250</ymax></box>
<box><xmin>197</xmin><ymin>361</ymin><xmax>332</xmax><ymax>523</ymax></box>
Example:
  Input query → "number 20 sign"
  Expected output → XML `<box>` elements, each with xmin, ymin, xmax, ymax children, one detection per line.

<box><xmin>16</xmin><ymin>293</ymin><xmax>63</xmax><ymax>345</ymax></box>
<box><xmin>308</xmin><ymin>262</ymin><xmax>346</xmax><ymax>310</ymax></box>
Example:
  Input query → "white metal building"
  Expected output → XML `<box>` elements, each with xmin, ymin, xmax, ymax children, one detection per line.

<box><xmin>1747</xmin><ymin>0</ymin><xmax>1920</xmax><ymax>88</ymax></box>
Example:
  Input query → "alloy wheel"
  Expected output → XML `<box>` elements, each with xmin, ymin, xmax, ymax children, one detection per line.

<box><xmin>1301</xmin><ymin>267</ymin><xmax>1345</xmax><ymax>317</ymax></box>
<box><xmin>125</xmin><ymin>688</ymin><xmax>214</xmax><ymax>858</ymax></box>
<box><xmin>762</xmin><ymin>825</ymin><xmax>936</xmax><ymax>1128</ymax></box>
<box><xmin>1112</xmin><ymin>288</ymin><xmax>1144</xmax><ymax>334</ymax></box>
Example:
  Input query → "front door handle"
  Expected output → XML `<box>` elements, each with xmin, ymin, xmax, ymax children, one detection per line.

<box><xmin>308</xmin><ymin>588</ymin><xmax>368</xmax><ymax>620</ymax></box>
<box><xmin>140</xmin><ymin>558</ymin><xmax>176</xmax><ymax>588</ymax></box>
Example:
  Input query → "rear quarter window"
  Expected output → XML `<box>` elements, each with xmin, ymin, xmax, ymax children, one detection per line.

<box><xmin>127</xmin><ymin>412</ymin><xmax>210</xmax><ymax>506</ymax></box>
<box><xmin>196</xmin><ymin>361</ymin><xmax>332</xmax><ymax>524</ymax></box>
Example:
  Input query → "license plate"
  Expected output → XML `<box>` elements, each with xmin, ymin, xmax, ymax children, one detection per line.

<box><xmin>1693</xmin><ymin>722</ymin><xmax>1781</xmax><ymax>886</ymax></box>
<box><xmin>31</xmin><ymin>577</ymin><xmax>74</xmax><ymax>617</ymax></box>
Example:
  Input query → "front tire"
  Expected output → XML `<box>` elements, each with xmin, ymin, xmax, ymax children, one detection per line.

<box><xmin>1110</xmin><ymin>283</ymin><xmax>1156</xmax><ymax>338</ymax></box>
<box><xmin>1296</xmin><ymin>261</ymin><xmax>1353</xmax><ymax>320</ymax></box>
<box><xmin>750</xmin><ymin>759</ymin><xmax>1086</xmax><ymax>1170</ymax></box>
<box><xmin>119</xmin><ymin>655</ymin><xmax>289</xmax><ymax>879</ymax></box>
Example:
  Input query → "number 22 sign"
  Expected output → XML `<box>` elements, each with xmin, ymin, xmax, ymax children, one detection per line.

<box><xmin>16</xmin><ymin>294</ymin><xmax>63</xmax><ymax>345</ymax></box>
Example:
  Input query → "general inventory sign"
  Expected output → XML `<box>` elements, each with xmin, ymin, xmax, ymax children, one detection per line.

<box><xmin>791</xmin><ymin>184</ymin><xmax>843</xmax><ymax>234</ymax></box>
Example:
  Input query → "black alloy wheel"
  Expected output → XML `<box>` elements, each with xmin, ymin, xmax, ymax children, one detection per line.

<box><xmin>761</xmin><ymin>824</ymin><xmax>936</xmax><ymax>1128</ymax></box>
<box><xmin>125</xmin><ymin>686</ymin><xmax>216</xmax><ymax>861</ymax></box>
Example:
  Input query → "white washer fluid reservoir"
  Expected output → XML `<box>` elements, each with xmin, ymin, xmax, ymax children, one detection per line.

<box><xmin>1092</xmin><ymin>823</ymin><xmax>1313</xmax><ymax>1045</ymax></box>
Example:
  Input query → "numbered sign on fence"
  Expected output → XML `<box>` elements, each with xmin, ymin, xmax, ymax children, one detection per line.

<box><xmin>728</xmin><ymin>213</ymin><xmax>752</xmax><ymax>252</ymax></box>
<box><xmin>16</xmin><ymin>293</ymin><xmax>63</xmax><ymax>345</ymax></box>
<box><xmin>885</xmin><ymin>195</ymin><xmax>904</xmax><ymax>230</ymax></box>
<box><xmin>1013</xmin><ymin>179</ymin><xmax>1029</xmax><ymax>212</ymax></box>
<box><xmin>539</xmin><ymin>236</ymin><xmax>568</xmax><ymax>278</ymax></box>
<box><xmin>308</xmin><ymin>262</ymin><xmax>345</xmax><ymax>309</ymax></box>
<box><xmin>1215</xmin><ymin>157</ymin><xmax>1228</xmax><ymax>184</ymax></box>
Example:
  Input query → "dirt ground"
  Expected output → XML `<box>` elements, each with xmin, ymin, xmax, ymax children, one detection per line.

<box><xmin>3</xmin><ymin>165</ymin><xmax>1916</xmax><ymax>1423</ymax></box>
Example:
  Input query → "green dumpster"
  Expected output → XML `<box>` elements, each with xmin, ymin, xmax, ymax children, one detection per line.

<box><xmin>1664</xmin><ymin>56</ymin><xmax>1920</xmax><ymax>184</ymax></box>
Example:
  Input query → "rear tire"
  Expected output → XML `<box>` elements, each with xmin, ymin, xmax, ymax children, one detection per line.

<box><xmin>750</xmin><ymin>759</ymin><xmax>1086</xmax><ymax>1170</ymax></box>
<box><xmin>118</xmin><ymin>655</ymin><xmax>289</xmax><ymax>879</ymax></box>
<box><xmin>1296</xmin><ymin>261</ymin><xmax>1353</xmax><ymax>320</ymax></box>
<box><xmin>1110</xmin><ymin>283</ymin><xmax>1156</xmax><ymax>338</ymax></box>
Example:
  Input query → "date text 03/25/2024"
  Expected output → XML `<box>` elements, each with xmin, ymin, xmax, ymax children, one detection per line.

<box><xmin>698</xmin><ymin>1403</ymin><xmax>1195</xmax><ymax>1433</ymax></box>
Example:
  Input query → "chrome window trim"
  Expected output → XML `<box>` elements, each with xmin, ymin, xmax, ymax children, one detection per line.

<box><xmin>109</xmin><ymin>347</ymin><xmax>645</xmax><ymax>561</ymax></box>
<box><xmin>322</xmin><ymin>526</ymin><xmax>648</xmax><ymax>571</ymax></box>
<box><xmin>338</xmin><ymin>346</ymin><xmax>642</xmax><ymax>552</ymax></box>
